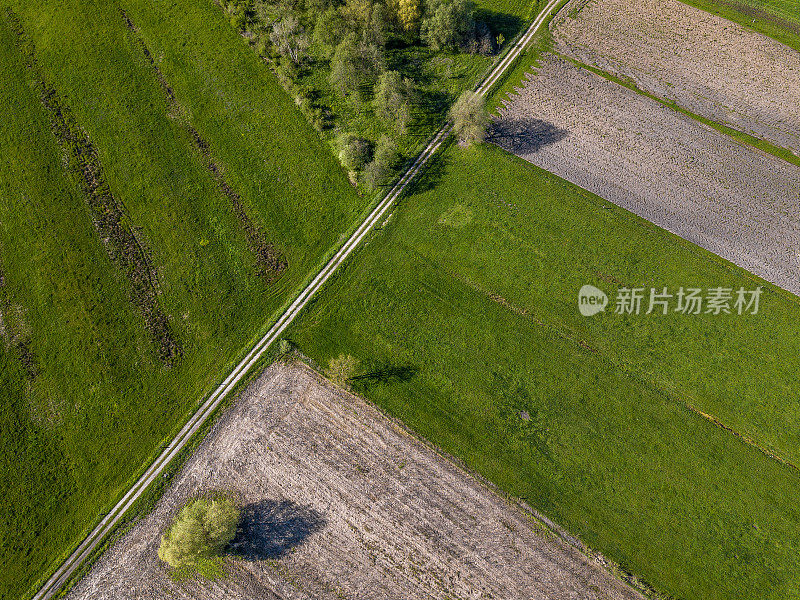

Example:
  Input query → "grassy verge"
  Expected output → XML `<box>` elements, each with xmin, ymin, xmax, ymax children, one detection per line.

<box><xmin>0</xmin><ymin>0</ymin><xmax>366</xmax><ymax>596</ymax></box>
<box><xmin>287</xmin><ymin>141</ymin><xmax>800</xmax><ymax>600</ymax></box>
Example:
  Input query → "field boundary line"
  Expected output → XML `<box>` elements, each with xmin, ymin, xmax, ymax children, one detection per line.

<box><xmin>29</xmin><ymin>1</ymin><xmax>563</xmax><ymax>598</ymax></box>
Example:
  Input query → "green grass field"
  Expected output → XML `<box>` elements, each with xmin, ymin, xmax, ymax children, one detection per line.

<box><xmin>0</xmin><ymin>0</ymin><xmax>367</xmax><ymax>596</ymax></box>
<box><xmin>288</xmin><ymin>142</ymin><xmax>800</xmax><ymax>599</ymax></box>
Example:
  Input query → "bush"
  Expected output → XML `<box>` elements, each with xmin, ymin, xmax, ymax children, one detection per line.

<box><xmin>397</xmin><ymin>0</ymin><xmax>421</xmax><ymax>33</ymax></box>
<box><xmin>373</xmin><ymin>71</ymin><xmax>415</xmax><ymax>135</ymax></box>
<box><xmin>363</xmin><ymin>134</ymin><xmax>398</xmax><ymax>189</ymax></box>
<box><xmin>337</xmin><ymin>133</ymin><xmax>373</xmax><ymax>171</ymax></box>
<box><xmin>449</xmin><ymin>90</ymin><xmax>488</xmax><ymax>145</ymax></box>
<box><xmin>158</xmin><ymin>498</ymin><xmax>240</xmax><ymax>571</ymax></box>
<box><xmin>420</xmin><ymin>0</ymin><xmax>474</xmax><ymax>51</ymax></box>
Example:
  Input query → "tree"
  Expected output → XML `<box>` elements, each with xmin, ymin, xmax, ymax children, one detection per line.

<box><xmin>270</xmin><ymin>15</ymin><xmax>310</xmax><ymax>64</ymax></box>
<box><xmin>337</xmin><ymin>132</ymin><xmax>373</xmax><ymax>171</ymax></box>
<box><xmin>420</xmin><ymin>0</ymin><xmax>474</xmax><ymax>51</ymax></box>
<box><xmin>158</xmin><ymin>498</ymin><xmax>240</xmax><ymax>571</ymax></box>
<box><xmin>373</xmin><ymin>70</ymin><xmax>415</xmax><ymax>134</ymax></box>
<box><xmin>329</xmin><ymin>33</ymin><xmax>384</xmax><ymax>97</ymax></box>
<box><xmin>327</xmin><ymin>354</ymin><xmax>359</xmax><ymax>387</ymax></box>
<box><xmin>365</xmin><ymin>2</ymin><xmax>389</xmax><ymax>47</ymax></box>
<box><xmin>449</xmin><ymin>90</ymin><xmax>488</xmax><ymax>145</ymax></box>
<box><xmin>397</xmin><ymin>0</ymin><xmax>421</xmax><ymax>33</ymax></box>
<box><xmin>313</xmin><ymin>8</ymin><xmax>349</xmax><ymax>59</ymax></box>
<box><xmin>363</xmin><ymin>134</ymin><xmax>398</xmax><ymax>189</ymax></box>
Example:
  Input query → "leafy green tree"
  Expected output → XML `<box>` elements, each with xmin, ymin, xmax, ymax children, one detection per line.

<box><xmin>337</xmin><ymin>133</ymin><xmax>373</xmax><ymax>171</ymax></box>
<box><xmin>373</xmin><ymin>71</ymin><xmax>415</xmax><ymax>134</ymax></box>
<box><xmin>420</xmin><ymin>0</ymin><xmax>474</xmax><ymax>51</ymax></box>
<box><xmin>364</xmin><ymin>134</ymin><xmax>398</xmax><ymax>189</ymax></box>
<box><xmin>365</xmin><ymin>2</ymin><xmax>389</xmax><ymax>46</ymax></box>
<box><xmin>158</xmin><ymin>498</ymin><xmax>240</xmax><ymax>570</ymax></box>
<box><xmin>329</xmin><ymin>33</ymin><xmax>384</xmax><ymax>97</ymax></box>
<box><xmin>313</xmin><ymin>9</ymin><xmax>349</xmax><ymax>59</ymax></box>
<box><xmin>449</xmin><ymin>90</ymin><xmax>488</xmax><ymax>145</ymax></box>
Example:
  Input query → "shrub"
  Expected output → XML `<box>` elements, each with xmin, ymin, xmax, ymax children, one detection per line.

<box><xmin>270</xmin><ymin>15</ymin><xmax>310</xmax><ymax>64</ymax></box>
<box><xmin>363</xmin><ymin>134</ymin><xmax>398</xmax><ymax>189</ymax></box>
<box><xmin>313</xmin><ymin>8</ymin><xmax>349</xmax><ymax>59</ymax></box>
<box><xmin>397</xmin><ymin>0</ymin><xmax>421</xmax><ymax>33</ymax></box>
<box><xmin>449</xmin><ymin>90</ymin><xmax>488</xmax><ymax>145</ymax></box>
<box><xmin>337</xmin><ymin>133</ymin><xmax>373</xmax><ymax>171</ymax></box>
<box><xmin>327</xmin><ymin>354</ymin><xmax>359</xmax><ymax>387</ymax></box>
<box><xmin>158</xmin><ymin>498</ymin><xmax>240</xmax><ymax>571</ymax></box>
<box><xmin>329</xmin><ymin>33</ymin><xmax>384</xmax><ymax>98</ymax></box>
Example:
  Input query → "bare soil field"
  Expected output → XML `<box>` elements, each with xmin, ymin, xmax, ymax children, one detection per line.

<box><xmin>552</xmin><ymin>0</ymin><xmax>800</xmax><ymax>153</ymax></box>
<box><xmin>66</xmin><ymin>361</ymin><xmax>641</xmax><ymax>600</ymax></box>
<box><xmin>492</xmin><ymin>54</ymin><xmax>800</xmax><ymax>295</ymax></box>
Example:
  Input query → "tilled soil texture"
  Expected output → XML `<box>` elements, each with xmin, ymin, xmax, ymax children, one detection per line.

<box><xmin>67</xmin><ymin>362</ymin><xmax>643</xmax><ymax>600</ymax></box>
<box><xmin>552</xmin><ymin>0</ymin><xmax>800</xmax><ymax>154</ymax></box>
<box><xmin>492</xmin><ymin>54</ymin><xmax>800</xmax><ymax>295</ymax></box>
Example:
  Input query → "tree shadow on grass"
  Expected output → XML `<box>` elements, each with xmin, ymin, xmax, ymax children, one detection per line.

<box><xmin>487</xmin><ymin>118</ymin><xmax>569</xmax><ymax>154</ymax></box>
<box><xmin>402</xmin><ymin>145</ymin><xmax>451</xmax><ymax>196</ymax></box>
<box><xmin>351</xmin><ymin>364</ymin><xmax>419</xmax><ymax>386</ymax></box>
<box><xmin>231</xmin><ymin>499</ymin><xmax>326</xmax><ymax>560</ymax></box>
<box><xmin>474</xmin><ymin>10</ymin><xmax>525</xmax><ymax>42</ymax></box>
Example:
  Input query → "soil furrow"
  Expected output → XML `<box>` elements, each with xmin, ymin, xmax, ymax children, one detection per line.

<box><xmin>5</xmin><ymin>9</ymin><xmax>182</xmax><ymax>365</ymax></box>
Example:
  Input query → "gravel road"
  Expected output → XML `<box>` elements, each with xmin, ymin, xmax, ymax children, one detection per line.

<box><xmin>493</xmin><ymin>54</ymin><xmax>800</xmax><ymax>295</ymax></box>
<box><xmin>552</xmin><ymin>0</ymin><xmax>800</xmax><ymax>154</ymax></box>
<box><xmin>66</xmin><ymin>362</ymin><xmax>643</xmax><ymax>600</ymax></box>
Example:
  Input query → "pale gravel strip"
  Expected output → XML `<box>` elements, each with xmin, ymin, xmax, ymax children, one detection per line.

<box><xmin>493</xmin><ymin>54</ymin><xmax>800</xmax><ymax>295</ymax></box>
<box><xmin>551</xmin><ymin>0</ymin><xmax>800</xmax><ymax>154</ymax></box>
<box><xmin>66</xmin><ymin>362</ymin><xmax>644</xmax><ymax>600</ymax></box>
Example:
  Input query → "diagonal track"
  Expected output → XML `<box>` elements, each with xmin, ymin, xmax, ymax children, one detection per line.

<box><xmin>30</xmin><ymin>1</ymin><xmax>562</xmax><ymax>597</ymax></box>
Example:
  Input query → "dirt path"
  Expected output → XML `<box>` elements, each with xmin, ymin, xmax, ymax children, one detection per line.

<box><xmin>66</xmin><ymin>362</ymin><xmax>644</xmax><ymax>600</ymax></box>
<box><xmin>552</xmin><ymin>0</ymin><xmax>800</xmax><ymax>154</ymax></box>
<box><xmin>492</xmin><ymin>53</ymin><xmax>800</xmax><ymax>295</ymax></box>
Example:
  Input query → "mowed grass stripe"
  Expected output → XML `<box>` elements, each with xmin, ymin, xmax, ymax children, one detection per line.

<box><xmin>0</xmin><ymin>0</ymin><xmax>366</xmax><ymax>597</ymax></box>
<box><xmin>289</xmin><ymin>144</ymin><xmax>800</xmax><ymax>600</ymax></box>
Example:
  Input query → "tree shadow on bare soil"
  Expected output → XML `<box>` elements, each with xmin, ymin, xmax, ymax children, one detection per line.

<box><xmin>231</xmin><ymin>500</ymin><xmax>326</xmax><ymax>560</ymax></box>
<box><xmin>488</xmin><ymin>118</ymin><xmax>569</xmax><ymax>154</ymax></box>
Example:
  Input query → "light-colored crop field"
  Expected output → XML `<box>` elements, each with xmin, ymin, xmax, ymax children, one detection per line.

<box><xmin>492</xmin><ymin>53</ymin><xmax>800</xmax><ymax>295</ymax></box>
<box><xmin>553</xmin><ymin>0</ymin><xmax>800</xmax><ymax>153</ymax></box>
<box><xmin>66</xmin><ymin>362</ymin><xmax>642</xmax><ymax>600</ymax></box>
